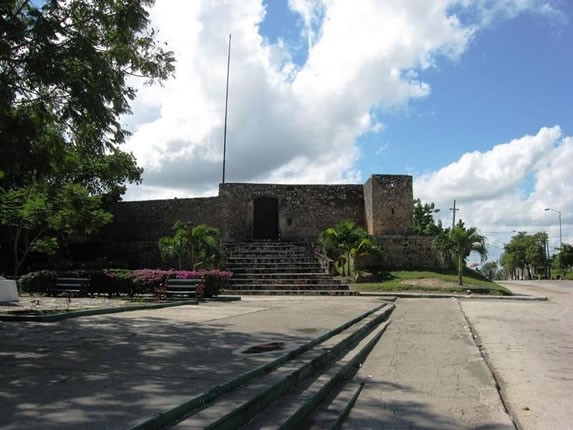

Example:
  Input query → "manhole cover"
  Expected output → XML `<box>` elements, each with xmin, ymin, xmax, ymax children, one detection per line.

<box><xmin>242</xmin><ymin>342</ymin><xmax>285</xmax><ymax>354</ymax></box>
<box><xmin>295</xmin><ymin>328</ymin><xmax>320</xmax><ymax>334</ymax></box>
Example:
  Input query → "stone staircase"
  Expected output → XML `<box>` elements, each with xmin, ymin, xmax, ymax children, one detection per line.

<box><xmin>222</xmin><ymin>241</ymin><xmax>356</xmax><ymax>295</ymax></box>
<box><xmin>127</xmin><ymin>302</ymin><xmax>395</xmax><ymax>430</ymax></box>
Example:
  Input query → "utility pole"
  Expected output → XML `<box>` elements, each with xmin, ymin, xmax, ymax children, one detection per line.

<box><xmin>222</xmin><ymin>33</ymin><xmax>231</xmax><ymax>184</ymax></box>
<box><xmin>450</xmin><ymin>200</ymin><xmax>459</xmax><ymax>228</ymax></box>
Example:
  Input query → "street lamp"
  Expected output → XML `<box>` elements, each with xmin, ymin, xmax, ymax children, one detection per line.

<box><xmin>544</xmin><ymin>208</ymin><xmax>563</xmax><ymax>252</ymax></box>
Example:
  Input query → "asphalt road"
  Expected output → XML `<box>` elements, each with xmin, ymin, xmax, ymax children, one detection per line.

<box><xmin>460</xmin><ymin>280</ymin><xmax>573</xmax><ymax>430</ymax></box>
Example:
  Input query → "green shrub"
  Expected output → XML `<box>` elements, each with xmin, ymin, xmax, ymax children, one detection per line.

<box><xmin>18</xmin><ymin>270</ymin><xmax>58</xmax><ymax>293</ymax></box>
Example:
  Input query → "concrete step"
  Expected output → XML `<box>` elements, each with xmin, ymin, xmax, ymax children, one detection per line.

<box><xmin>221</xmin><ymin>290</ymin><xmax>360</xmax><ymax>296</ymax></box>
<box><xmin>228</xmin><ymin>257</ymin><xmax>319</xmax><ymax>264</ymax></box>
<box><xmin>231</xmin><ymin>273</ymin><xmax>334</xmax><ymax>279</ymax></box>
<box><xmin>127</xmin><ymin>303</ymin><xmax>391</xmax><ymax>430</ymax></box>
<box><xmin>228</xmin><ymin>278</ymin><xmax>342</xmax><ymax>285</ymax></box>
<box><xmin>170</xmin><ymin>305</ymin><xmax>394</xmax><ymax>429</ymax></box>
<box><xmin>227</xmin><ymin>284</ymin><xmax>349</xmax><ymax>291</ymax></box>
<box><xmin>229</xmin><ymin>267</ymin><xmax>325</xmax><ymax>274</ymax></box>
<box><xmin>304</xmin><ymin>382</ymin><xmax>365</xmax><ymax>429</ymax></box>
<box><xmin>244</xmin><ymin>321</ymin><xmax>391</xmax><ymax>429</ymax></box>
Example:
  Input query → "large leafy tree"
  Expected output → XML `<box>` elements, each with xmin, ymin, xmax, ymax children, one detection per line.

<box><xmin>501</xmin><ymin>232</ymin><xmax>549</xmax><ymax>280</ymax></box>
<box><xmin>551</xmin><ymin>243</ymin><xmax>572</xmax><ymax>278</ymax></box>
<box><xmin>318</xmin><ymin>220</ymin><xmax>379</xmax><ymax>277</ymax></box>
<box><xmin>0</xmin><ymin>0</ymin><xmax>174</xmax><ymax>176</ymax></box>
<box><xmin>413</xmin><ymin>199</ymin><xmax>443</xmax><ymax>236</ymax></box>
<box><xmin>433</xmin><ymin>221</ymin><xmax>488</xmax><ymax>286</ymax></box>
<box><xmin>0</xmin><ymin>0</ymin><xmax>175</xmax><ymax>274</ymax></box>
<box><xmin>1</xmin><ymin>182</ymin><xmax>113</xmax><ymax>275</ymax></box>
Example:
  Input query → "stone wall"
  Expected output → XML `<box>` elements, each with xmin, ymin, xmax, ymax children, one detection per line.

<box><xmin>355</xmin><ymin>235</ymin><xmax>443</xmax><ymax>270</ymax></box>
<box><xmin>219</xmin><ymin>183</ymin><xmax>365</xmax><ymax>242</ymax></box>
<box><xmin>99</xmin><ymin>197</ymin><xmax>222</xmax><ymax>242</ymax></box>
<box><xmin>374</xmin><ymin>235</ymin><xmax>444</xmax><ymax>269</ymax></box>
<box><xmin>363</xmin><ymin>175</ymin><xmax>413</xmax><ymax>235</ymax></box>
<box><xmin>82</xmin><ymin>174</ymin><xmax>431</xmax><ymax>270</ymax></box>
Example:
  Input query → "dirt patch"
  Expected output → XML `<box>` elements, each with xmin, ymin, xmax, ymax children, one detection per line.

<box><xmin>400</xmin><ymin>278</ymin><xmax>460</xmax><ymax>289</ymax></box>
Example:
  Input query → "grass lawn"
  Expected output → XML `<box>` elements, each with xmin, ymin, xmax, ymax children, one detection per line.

<box><xmin>354</xmin><ymin>269</ymin><xmax>512</xmax><ymax>296</ymax></box>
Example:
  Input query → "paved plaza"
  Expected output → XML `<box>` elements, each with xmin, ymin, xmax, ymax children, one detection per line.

<box><xmin>0</xmin><ymin>283</ymin><xmax>571</xmax><ymax>429</ymax></box>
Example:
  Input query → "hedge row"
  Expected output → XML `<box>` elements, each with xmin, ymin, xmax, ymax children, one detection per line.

<box><xmin>19</xmin><ymin>269</ymin><xmax>233</xmax><ymax>298</ymax></box>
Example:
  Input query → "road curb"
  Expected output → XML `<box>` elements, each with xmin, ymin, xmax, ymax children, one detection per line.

<box><xmin>0</xmin><ymin>300</ymin><xmax>198</xmax><ymax>322</ymax></box>
<box><xmin>358</xmin><ymin>292</ymin><xmax>547</xmax><ymax>301</ymax></box>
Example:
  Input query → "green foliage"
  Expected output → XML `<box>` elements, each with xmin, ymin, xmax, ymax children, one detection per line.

<box><xmin>551</xmin><ymin>243</ymin><xmax>573</xmax><ymax>278</ymax></box>
<box><xmin>158</xmin><ymin>221</ymin><xmax>192</xmax><ymax>270</ymax></box>
<box><xmin>0</xmin><ymin>182</ymin><xmax>113</xmax><ymax>275</ymax></box>
<box><xmin>0</xmin><ymin>0</ymin><xmax>175</xmax><ymax>177</ymax></box>
<box><xmin>18</xmin><ymin>270</ymin><xmax>58</xmax><ymax>293</ymax></box>
<box><xmin>318</xmin><ymin>220</ymin><xmax>379</xmax><ymax>277</ymax></box>
<box><xmin>413</xmin><ymin>199</ymin><xmax>443</xmax><ymax>236</ymax></box>
<box><xmin>1</xmin><ymin>0</ymin><xmax>174</xmax><ymax>274</ymax></box>
<box><xmin>433</xmin><ymin>221</ymin><xmax>487</xmax><ymax>286</ymax></box>
<box><xmin>191</xmin><ymin>224</ymin><xmax>221</xmax><ymax>269</ymax></box>
<box><xmin>480</xmin><ymin>260</ymin><xmax>501</xmax><ymax>280</ymax></box>
<box><xmin>158</xmin><ymin>222</ymin><xmax>221</xmax><ymax>270</ymax></box>
<box><xmin>500</xmin><ymin>231</ymin><xmax>549</xmax><ymax>280</ymax></box>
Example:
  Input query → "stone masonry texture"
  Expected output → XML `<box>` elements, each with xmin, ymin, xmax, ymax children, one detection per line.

<box><xmin>71</xmin><ymin>174</ymin><xmax>440</xmax><ymax>269</ymax></box>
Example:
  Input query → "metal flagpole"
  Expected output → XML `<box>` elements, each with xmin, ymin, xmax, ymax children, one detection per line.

<box><xmin>222</xmin><ymin>33</ymin><xmax>231</xmax><ymax>184</ymax></box>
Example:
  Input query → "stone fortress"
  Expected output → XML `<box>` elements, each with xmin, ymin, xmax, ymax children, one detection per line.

<box><xmin>93</xmin><ymin>174</ymin><xmax>439</xmax><ymax>269</ymax></box>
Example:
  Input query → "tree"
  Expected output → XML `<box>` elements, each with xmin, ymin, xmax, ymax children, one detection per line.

<box><xmin>501</xmin><ymin>232</ymin><xmax>549</xmax><ymax>280</ymax></box>
<box><xmin>0</xmin><ymin>0</ymin><xmax>175</xmax><ymax>273</ymax></box>
<box><xmin>0</xmin><ymin>182</ymin><xmax>113</xmax><ymax>276</ymax></box>
<box><xmin>158</xmin><ymin>221</ymin><xmax>192</xmax><ymax>270</ymax></box>
<box><xmin>0</xmin><ymin>0</ymin><xmax>175</xmax><ymax>177</ymax></box>
<box><xmin>413</xmin><ymin>199</ymin><xmax>443</xmax><ymax>236</ymax></box>
<box><xmin>481</xmin><ymin>260</ymin><xmax>500</xmax><ymax>280</ymax></box>
<box><xmin>433</xmin><ymin>221</ymin><xmax>488</xmax><ymax>286</ymax></box>
<box><xmin>318</xmin><ymin>220</ymin><xmax>379</xmax><ymax>277</ymax></box>
<box><xmin>552</xmin><ymin>243</ymin><xmax>573</xmax><ymax>278</ymax></box>
<box><xmin>191</xmin><ymin>224</ymin><xmax>221</xmax><ymax>269</ymax></box>
<box><xmin>158</xmin><ymin>222</ymin><xmax>221</xmax><ymax>270</ymax></box>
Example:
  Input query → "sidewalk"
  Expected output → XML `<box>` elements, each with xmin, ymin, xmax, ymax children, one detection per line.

<box><xmin>0</xmin><ymin>296</ymin><xmax>516</xmax><ymax>429</ymax></box>
<box><xmin>347</xmin><ymin>298</ymin><xmax>514</xmax><ymax>429</ymax></box>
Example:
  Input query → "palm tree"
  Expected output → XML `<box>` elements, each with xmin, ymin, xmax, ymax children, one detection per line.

<box><xmin>318</xmin><ymin>220</ymin><xmax>378</xmax><ymax>277</ymax></box>
<box><xmin>191</xmin><ymin>224</ymin><xmax>220</xmax><ymax>269</ymax></box>
<box><xmin>434</xmin><ymin>222</ymin><xmax>487</xmax><ymax>286</ymax></box>
<box><xmin>158</xmin><ymin>222</ymin><xmax>220</xmax><ymax>270</ymax></box>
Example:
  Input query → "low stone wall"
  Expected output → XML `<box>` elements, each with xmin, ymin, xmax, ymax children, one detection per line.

<box><xmin>359</xmin><ymin>235</ymin><xmax>445</xmax><ymax>270</ymax></box>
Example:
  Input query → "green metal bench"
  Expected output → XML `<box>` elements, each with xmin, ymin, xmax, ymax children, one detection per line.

<box><xmin>48</xmin><ymin>278</ymin><xmax>91</xmax><ymax>297</ymax></box>
<box><xmin>163</xmin><ymin>278</ymin><xmax>204</xmax><ymax>300</ymax></box>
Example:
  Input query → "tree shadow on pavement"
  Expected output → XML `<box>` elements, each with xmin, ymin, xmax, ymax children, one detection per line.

<box><xmin>0</xmin><ymin>309</ymin><xmax>309</xmax><ymax>430</ymax></box>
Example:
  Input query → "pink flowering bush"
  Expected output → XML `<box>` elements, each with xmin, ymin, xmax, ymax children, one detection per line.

<box><xmin>19</xmin><ymin>268</ymin><xmax>232</xmax><ymax>298</ymax></box>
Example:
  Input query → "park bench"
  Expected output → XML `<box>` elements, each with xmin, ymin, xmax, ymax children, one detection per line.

<box><xmin>161</xmin><ymin>278</ymin><xmax>204</xmax><ymax>300</ymax></box>
<box><xmin>47</xmin><ymin>278</ymin><xmax>91</xmax><ymax>297</ymax></box>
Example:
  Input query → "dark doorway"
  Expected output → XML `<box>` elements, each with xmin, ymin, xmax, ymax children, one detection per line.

<box><xmin>254</xmin><ymin>197</ymin><xmax>279</xmax><ymax>240</ymax></box>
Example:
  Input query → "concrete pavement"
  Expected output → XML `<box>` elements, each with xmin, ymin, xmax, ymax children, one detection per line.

<box><xmin>0</xmin><ymin>297</ymin><xmax>381</xmax><ymax>429</ymax></box>
<box><xmin>460</xmin><ymin>281</ymin><xmax>573</xmax><ymax>430</ymax></box>
<box><xmin>347</xmin><ymin>298</ymin><xmax>514</xmax><ymax>429</ymax></box>
<box><xmin>3</xmin><ymin>289</ymin><xmax>564</xmax><ymax>429</ymax></box>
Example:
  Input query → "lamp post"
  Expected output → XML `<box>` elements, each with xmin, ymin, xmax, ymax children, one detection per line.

<box><xmin>544</xmin><ymin>208</ymin><xmax>563</xmax><ymax>252</ymax></box>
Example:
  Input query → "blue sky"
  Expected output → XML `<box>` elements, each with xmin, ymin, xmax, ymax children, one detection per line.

<box><xmin>124</xmin><ymin>0</ymin><xmax>572</xmax><ymax>260</ymax></box>
<box><xmin>258</xmin><ymin>1</ymin><xmax>572</xmax><ymax>182</ymax></box>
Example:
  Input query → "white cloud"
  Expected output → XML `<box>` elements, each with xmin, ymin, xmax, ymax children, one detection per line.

<box><xmin>121</xmin><ymin>0</ymin><xmax>565</xmax><ymax>203</ymax></box>
<box><xmin>414</xmin><ymin>126</ymin><xmax>573</xmax><ymax>258</ymax></box>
